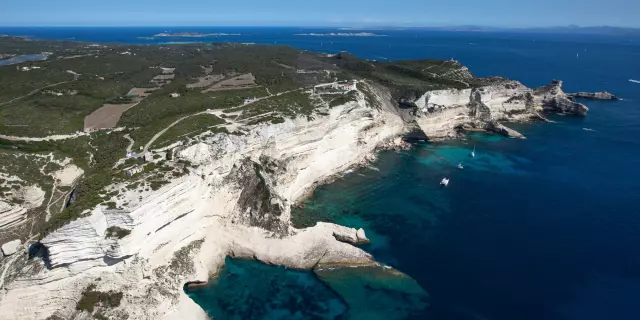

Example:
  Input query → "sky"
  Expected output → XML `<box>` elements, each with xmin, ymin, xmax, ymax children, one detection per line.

<box><xmin>1</xmin><ymin>0</ymin><xmax>638</xmax><ymax>28</ymax></box>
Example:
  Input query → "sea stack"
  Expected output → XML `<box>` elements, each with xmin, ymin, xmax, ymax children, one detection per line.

<box><xmin>568</xmin><ymin>91</ymin><xmax>619</xmax><ymax>100</ymax></box>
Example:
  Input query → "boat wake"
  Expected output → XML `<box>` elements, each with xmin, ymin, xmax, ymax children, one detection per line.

<box><xmin>583</xmin><ymin>128</ymin><xmax>597</xmax><ymax>132</ymax></box>
<box><xmin>630</xmin><ymin>79</ymin><xmax>640</xmax><ymax>84</ymax></box>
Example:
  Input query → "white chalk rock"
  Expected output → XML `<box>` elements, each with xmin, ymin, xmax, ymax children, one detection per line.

<box><xmin>2</xmin><ymin>239</ymin><xmax>22</xmax><ymax>256</ymax></box>
<box><xmin>0</xmin><ymin>201</ymin><xmax>27</xmax><ymax>230</ymax></box>
<box><xmin>356</xmin><ymin>228</ymin><xmax>368</xmax><ymax>242</ymax></box>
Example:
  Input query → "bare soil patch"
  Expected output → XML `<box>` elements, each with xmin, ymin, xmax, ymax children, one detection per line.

<box><xmin>203</xmin><ymin>73</ymin><xmax>257</xmax><ymax>92</ymax></box>
<box><xmin>84</xmin><ymin>103</ymin><xmax>138</xmax><ymax>130</ymax></box>
<box><xmin>127</xmin><ymin>87</ymin><xmax>159</xmax><ymax>98</ymax></box>
<box><xmin>186</xmin><ymin>74</ymin><xmax>224</xmax><ymax>89</ymax></box>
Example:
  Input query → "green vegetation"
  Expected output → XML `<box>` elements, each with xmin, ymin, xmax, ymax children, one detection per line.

<box><xmin>42</xmin><ymin>133</ymin><xmax>129</xmax><ymax>234</ymax></box>
<box><xmin>152</xmin><ymin>113</ymin><xmax>226</xmax><ymax>148</ymax></box>
<box><xmin>154</xmin><ymin>239</ymin><xmax>204</xmax><ymax>277</ymax></box>
<box><xmin>105</xmin><ymin>226</ymin><xmax>131</xmax><ymax>239</ymax></box>
<box><xmin>236</xmin><ymin>91</ymin><xmax>315</xmax><ymax>121</ymax></box>
<box><xmin>0</xmin><ymin>50</ymin><xmax>164</xmax><ymax>136</ymax></box>
<box><xmin>76</xmin><ymin>283</ymin><xmax>123</xmax><ymax>313</ymax></box>
<box><xmin>0</xmin><ymin>36</ymin><xmax>493</xmax><ymax>239</ymax></box>
<box><xmin>321</xmin><ymin>52</ymin><xmax>482</xmax><ymax>101</ymax></box>
<box><xmin>149</xmin><ymin>179</ymin><xmax>169</xmax><ymax>191</ymax></box>
<box><xmin>328</xmin><ymin>90</ymin><xmax>359</xmax><ymax>108</ymax></box>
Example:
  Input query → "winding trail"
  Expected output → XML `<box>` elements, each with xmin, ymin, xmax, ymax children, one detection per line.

<box><xmin>0</xmin><ymin>80</ymin><xmax>73</xmax><ymax>107</ymax></box>
<box><xmin>0</xmin><ymin>70</ymin><xmax>80</xmax><ymax>107</ymax></box>
<box><xmin>0</xmin><ymin>132</ymin><xmax>89</xmax><ymax>142</ymax></box>
<box><xmin>44</xmin><ymin>181</ymin><xmax>59</xmax><ymax>221</ymax></box>
<box><xmin>124</xmin><ymin>134</ymin><xmax>135</xmax><ymax>153</ymax></box>
<box><xmin>142</xmin><ymin>86</ymin><xmax>307</xmax><ymax>152</ymax></box>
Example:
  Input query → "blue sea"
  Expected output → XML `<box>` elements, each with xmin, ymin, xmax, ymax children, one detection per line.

<box><xmin>3</xmin><ymin>27</ymin><xmax>639</xmax><ymax>320</ymax></box>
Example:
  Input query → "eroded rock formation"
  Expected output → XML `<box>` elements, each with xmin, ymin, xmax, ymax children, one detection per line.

<box><xmin>569</xmin><ymin>91</ymin><xmax>619</xmax><ymax>100</ymax></box>
<box><xmin>0</xmin><ymin>79</ymin><xmax>589</xmax><ymax>320</ymax></box>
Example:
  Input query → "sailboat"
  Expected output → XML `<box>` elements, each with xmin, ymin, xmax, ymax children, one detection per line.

<box><xmin>470</xmin><ymin>144</ymin><xmax>476</xmax><ymax>158</ymax></box>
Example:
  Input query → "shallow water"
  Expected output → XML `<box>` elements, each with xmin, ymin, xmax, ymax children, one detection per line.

<box><xmin>185</xmin><ymin>258</ymin><xmax>347</xmax><ymax>320</ymax></box>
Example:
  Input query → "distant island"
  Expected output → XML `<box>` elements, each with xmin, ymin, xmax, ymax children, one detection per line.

<box><xmin>337</xmin><ymin>25</ymin><xmax>640</xmax><ymax>36</ymax></box>
<box><xmin>294</xmin><ymin>32</ymin><xmax>385</xmax><ymax>37</ymax></box>
<box><xmin>154</xmin><ymin>32</ymin><xmax>241</xmax><ymax>37</ymax></box>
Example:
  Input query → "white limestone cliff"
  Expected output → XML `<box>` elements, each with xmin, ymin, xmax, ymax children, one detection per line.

<box><xmin>0</xmin><ymin>79</ymin><xmax>588</xmax><ymax>320</ymax></box>
<box><xmin>0</xmin><ymin>84</ymin><xmax>405</xmax><ymax>320</ymax></box>
<box><xmin>414</xmin><ymin>79</ymin><xmax>587</xmax><ymax>139</ymax></box>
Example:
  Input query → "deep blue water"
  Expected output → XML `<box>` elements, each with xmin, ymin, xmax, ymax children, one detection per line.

<box><xmin>3</xmin><ymin>27</ymin><xmax>639</xmax><ymax>319</ymax></box>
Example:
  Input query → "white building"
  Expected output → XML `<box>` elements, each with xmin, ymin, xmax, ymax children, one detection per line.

<box><xmin>126</xmin><ymin>167</ymin><xmax>144</xmax><ymax>177</ymax></box>
<box><xmin>331</xmin><ymin>80</ymin><xmax>357</xmax><ymax>91</ymax></box>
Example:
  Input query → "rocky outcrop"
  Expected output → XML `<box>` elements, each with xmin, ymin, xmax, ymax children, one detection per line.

<box><xmin>534</xmin><ymin>80</ymin><xmax>589</xmax><ymax>115</ymax></box>
<box><xmin>412</xmin><ymin>79</ymin><xmax>586</xmax><ymax>139</ymax></box>
<box><xmin>356</xmin><ymin>228</ymin><xmax>368</xmax><ymax>243</ymax></box>
<box><xmin>0</xmin><ymin>201</ymin><xmax>27</xmax><ymax>230</ymax></box>
<box><xmin>568</xmin><ymin>91</ymin><xmax>618</xmax><ymax>100</ymax></box>
<box><xmin>1</xmin><ymin>239</ymin><xmax>21</xmax><ymax>256</ymax></box>
<box><xmin>486</xmin><ymin>122</ymin><xmax>526</xmax><ymax>139</ymax></box>
<box><xmin>0</xmin><ymin>84</ymin><xmax>406</xmax><ymax>320</ymax></box>
<box><xmin>0</xmin><ymin>77</ymin><xmax>594</xmax><ymax>320</ymax></box>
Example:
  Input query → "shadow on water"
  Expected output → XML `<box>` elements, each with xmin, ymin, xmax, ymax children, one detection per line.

<box><xmin>27</xmin><ymin>242</ymin><xmax>51</xmax><ymax>269</ymax></box>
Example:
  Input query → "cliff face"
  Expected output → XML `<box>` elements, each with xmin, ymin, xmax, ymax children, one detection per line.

<box><xmin>413</xmin><ymin>79</ymin><xmax>588</xmax><ymax>139</ymax></box>
<box><xmin>0</xmin><ymin>78</ymin><xmax>588</xmax><ymax>320</ymax></box>
<box><xmin>0</xmin><ymin>83</ymin><xmax>406</xmax><ymax>320</ymax></box>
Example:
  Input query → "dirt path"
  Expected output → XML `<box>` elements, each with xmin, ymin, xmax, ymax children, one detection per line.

<box><xmin>143</xmin><ymin>114</ymin><xmax>197</xmax><ymax>153</ymax></box>
<box><xmin>0</xmin><ymin>253</ymin><xmax>20</xmax><ymax>290</ymax></box>
<box><xmin>44</xmin><ymin>181</ymin><xmax>58</xmax><ymax>221</ymax></box>
<box><xmin>124</xmin><ymin>134</ymin><xmax>135</xmax><ymax>153</ymax></box>
<box><xmin>142</xmin><ymin>86</ymin><xmax>309</xmax><ymax>152</ymax></box>
<box><xmin>0</xmin><ymin>77</ymin><xmax>75</xmax><ymax>107</ymax></box>
<box><xmin>0</xmin><ymin>132</ymin><xmax>89</xmax><ymax>142</ymax></box>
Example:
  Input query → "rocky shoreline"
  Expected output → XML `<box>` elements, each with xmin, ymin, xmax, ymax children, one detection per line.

<box><xmin>0</xmin><ymin>78</ymin><xmax>594</xmax><ymax>320</ymax></box>
<box><xmin>569</xmin><ymin>91</ymin><xmax>619</xmax><ymax>100</ymax></box>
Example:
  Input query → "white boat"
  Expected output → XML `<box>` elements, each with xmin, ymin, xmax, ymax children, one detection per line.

<box><xmin>457</xmin><ymin>163</ymin><xmax>464</xmax><ymax>169</ymax></box>
<box><xmin>440</xmin><ymin>178</ymin><xmax>450</xmax><ymax>187</ymax></box>
<box><xmin>470</xmin><ymin>144</ymin><xmax>476</xmax><ymax>158</ymax></box>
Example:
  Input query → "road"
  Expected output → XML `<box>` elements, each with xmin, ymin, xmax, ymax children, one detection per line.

<box><xmin>124</xmin><ymin>134</ymin><xmax>135</xmax><ymax>153</ymax></box>
<box><xmin>142</xmin><ymin>86</ymin><xmax>307</xmax><ymax>153</ymax></box>
<box><xmin>0</xmin><ymin>71</ymin><xmax>78</xmax><ymax>107</ymax></box>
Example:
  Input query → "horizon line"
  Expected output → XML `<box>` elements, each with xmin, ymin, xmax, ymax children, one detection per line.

<box><xmin>0</xmin><ymin>24</ymin><xmax>639</xmax><ymax>29</ymax></box>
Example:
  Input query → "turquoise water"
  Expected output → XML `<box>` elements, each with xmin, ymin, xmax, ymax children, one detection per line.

<box><xmin>186</xmin><ymin>258</ymin><xmax>429</xmax><ymax>320</ymax></box>
<box><xmin>185</xmin><ymin>258</ymin><xmax>348</xmax><ymax>320</ymax></box>
<box><xmin>4</xmin><ymin>27</ymin><xmax>640</xmax><ymax>320</ymax></box>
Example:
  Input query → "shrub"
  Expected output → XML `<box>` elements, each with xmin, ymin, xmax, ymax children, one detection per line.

<box><xmin>76</xmin><ymin>284</ymin><xmax>123</xmax><ymax>313</ymax></box>
<box><xmin>105</xmin><ymin>226</ymin><xmax>131</xmax><ymax>239</ymax></box>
